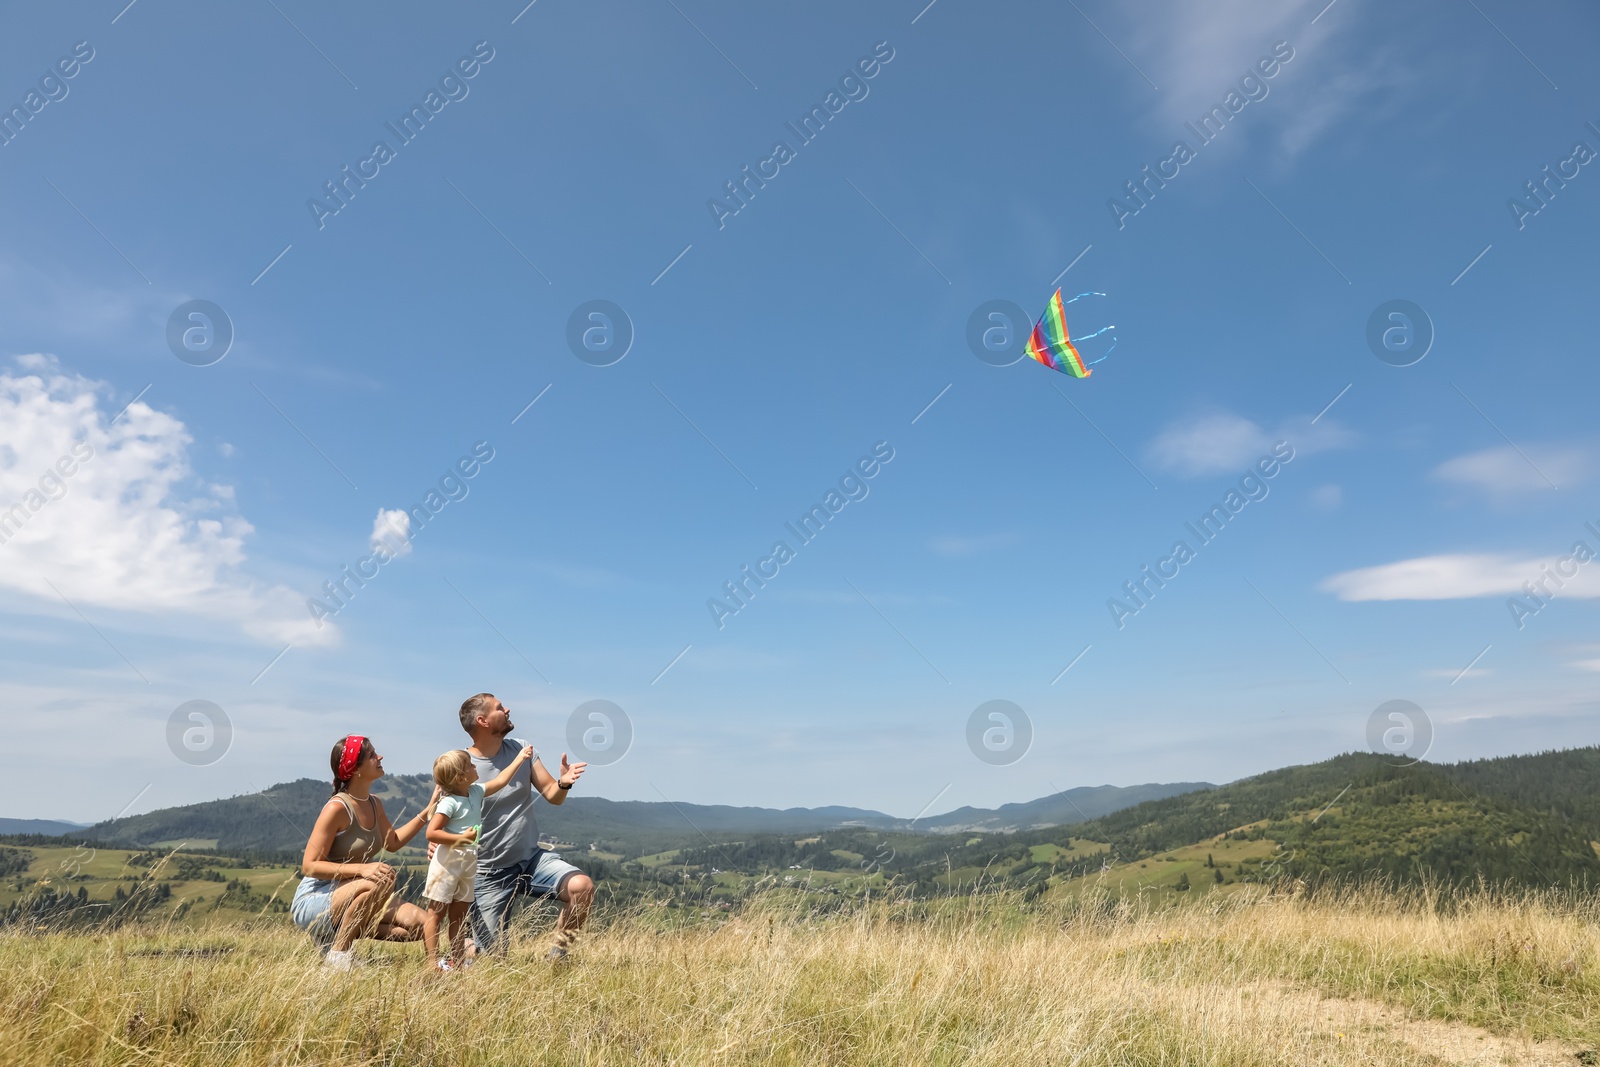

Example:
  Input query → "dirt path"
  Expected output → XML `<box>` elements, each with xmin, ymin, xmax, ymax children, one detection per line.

<box><xmin>1242</xmin><ymin>980</ymin><xmax>1582</xmax><ymax>1066</ymax></box>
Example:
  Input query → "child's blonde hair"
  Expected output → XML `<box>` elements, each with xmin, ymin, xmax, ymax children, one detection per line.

<box><xmin>433</xmin><ymin>749</ymin><xmax>473</xmax><ymax>792</ymax></box>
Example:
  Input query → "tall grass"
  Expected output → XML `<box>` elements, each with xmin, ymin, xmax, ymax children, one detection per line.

<box><xmin>2</xmin><ymin>883</ymin><xmax>1596</xmax><ymax>1065</ymax></box>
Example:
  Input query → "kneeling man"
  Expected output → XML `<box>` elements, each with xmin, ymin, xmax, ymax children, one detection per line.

<box><xmin>458</xmin><ymin>692</ymin><xmax>592</xmax><ymax>960</ymax></box>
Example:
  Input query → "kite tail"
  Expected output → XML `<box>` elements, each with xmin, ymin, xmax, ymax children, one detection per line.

<box><xmin>1074</xmin><ymin>324</ymin><xmax>1118</xmax><ymax>367</ymax></box>
<box><xmin>1061</xmin><ymin>291</ymin><xmax>1109</xmax><ymax>305</ymax></box>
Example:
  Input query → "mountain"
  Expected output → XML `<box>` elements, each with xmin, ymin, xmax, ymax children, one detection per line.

<box><xmin>640</xmin><ymin>748</ymin><xmax>1600</xmax><ymax>898</ymax></box>
<box><xmin>21</xmin><ymin>748</ymin><xmax>1600</xmax><ymax>908</ymax></box>
<box><xmin>73</xmin><ymin>775</ymin><xmax>1209</xmax><ymax>857</ymax></box>
<box><xmin>1433</xmin><ymin>746</ymin><xmax>1600</xmax><ymax>839</ymax></box>
<box><xmin>7</xmin><ymin>749</ymin><xmax>1596</xmax><ymax>933</ymax></box>
<box><xmin>900</xmin><ymin>748</ymin><xmax>1600</xmax><ymax>893</ymax></box>
<box><xmin>0</xmin><ymin>818</ymin><xmax>86</xmax><ymax>836</ymax></box>
<box><xmin>913</xmin><ymin>782</ymin><xmax>1213</xmax><ymax>832</ymax></box>
<box><xmin>79</xmin><ymin>775</ymin><xmax>905</xmax><ymax>856</ymax></box>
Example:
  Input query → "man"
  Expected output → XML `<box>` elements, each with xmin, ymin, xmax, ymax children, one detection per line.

<box><xmin>458</xmin><ymin>692</ymin><xmax>592</xmax><ymax>960</ymax></box>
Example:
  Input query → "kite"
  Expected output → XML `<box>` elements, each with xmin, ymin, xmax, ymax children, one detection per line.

<box><xmin>1023</xmin><ymin>289</ymin><xmax>1116</xmax><ymax>378</ymax></box>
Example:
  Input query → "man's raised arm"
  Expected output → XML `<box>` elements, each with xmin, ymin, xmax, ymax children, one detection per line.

<box><xmin>531</xmin><ymin>752</ymin><xmax>587</xmax><ymax>804</ymax></box>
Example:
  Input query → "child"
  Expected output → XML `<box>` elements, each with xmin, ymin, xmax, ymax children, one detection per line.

<box><xmin>423</xmin><ymin>744</ymin><xmax>533</xmax><ymax>971</ymax></box>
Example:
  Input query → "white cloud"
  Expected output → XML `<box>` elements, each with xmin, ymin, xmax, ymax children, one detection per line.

<box><xmin>1321</xmin><ymin>552</ymin><xmax>1600</xmax><ymax>601</ymax></box>
<box><xmin>1124</xmin><ymin>3</ymin><xmax>1307</xmax><ymax>122</ymax></box>
<box><xmin>1424</xmin><ymin>667</ymin><xmax>1489</xmax><ymax>680</ymax></box>
<box><xmin>1274</xmin><ymin>46</ymin><xmax>1416</xmax><ymax>161</ymax></box>
<box><xmin>676</xmin><ymin>645</ymin><xmax>791</xmax><ymax>672</ymax></box>
<box><xmin>0</xmin><ymin>355</ymin><xmax>333</xmax><ymax>646</ymax></box>
<box><xmin>1146</xmin><ymin>410</ymin><xmax>1352</xmax><ymax>478</ymax></box>
<box><xmin>1433</xmin><ymin>444</ymin><xmax>1585</xmax><ymax>495</ymax></box>
<box><xmin>0</xmin><ymin>258</ymin><xmax>384</xmax><ymax>393</ymax></box>
<box><xmin>1147</xmin><ymin>413</ymin><xmax>1271</xmax><ymax>477</ymax></box>
<box><xmin>370</xmin><ymin>508</ymin><xmax>413</xmax><ymax>559</ymax></box>
<box><xmin>772</xmin><ymin>588</ymin><xmax>951</xmax><ymax>608</ymax></box>
<box><xmin>526</xmin><ymin>561</ymin><xmax>627</xmax><ymax>588</ymax></box>
<box><xmin>1558</xmin><ymin>645</ymin><xmax>1600</xmax><ymax>673</ymax></box>
<box><xmin>1113</xmin><ymin>2</ymin><xmax>1412</xmax><ymax>165</ymax></box>
<box><xmin>0</xmin><ymin>259</ymin><xmax>162</xmax><ymax>348</ymax></box>
<box><xmin>927</xmin><ymin>532</ymin><xmax>1020</xmax><ymax>558</ymax></box>
<box><xmin>1309</xmin><ymin>485</ymin><xmax>1342</xmax><ymax>511</ymax></box>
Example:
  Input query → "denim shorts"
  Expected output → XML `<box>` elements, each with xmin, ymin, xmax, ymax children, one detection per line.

<box><xmin>290</xmin><ymin>877</ymin><xmax>337</xmax><ymax>942</ymax></box>
<box><xmin>469</xmin><ymin>849</ymin><xmax>582</xmax><ymax>953</ymax></box>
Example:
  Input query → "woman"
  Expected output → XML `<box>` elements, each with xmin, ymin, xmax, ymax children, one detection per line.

<box><xmin>291</xmin><ymin>735</ymin><xmax>440</xmax><ymax>969</ymax></box>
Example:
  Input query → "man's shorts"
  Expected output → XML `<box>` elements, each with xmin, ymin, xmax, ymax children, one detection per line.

<box><xmin>470</xmin><ymin>848</ymin><xmax>584</xmax><ymax>953</ymax></box>
<box><xmin>424</xmin><ymin>845</ymin><xmax>478</xmax><ymax>905</ymax></box>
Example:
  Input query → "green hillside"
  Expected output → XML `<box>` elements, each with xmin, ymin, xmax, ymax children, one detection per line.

<box><xmin>81</xmin><ymin>776</ymin><xmax>1204</xmax><ymax>857</ymax></box>
<box><xmin>86</xmin><ymin>777</ymin><xmax>432</xmax><ymax>854</ymax></box>
<box><xmin>0</xmin><ymin>819</ymin><xmax>85</xmax><ymax>836</ymax></box>
<box><xmin>929</xmin><ymin>751</ymin><xmax>1600</xmax><ymax>893</ymax></box>
<box><xmin>629</xmin><ymin>750</ymin><xmax>1600</xmax><ymax>901</ymax></box>
<box><xmin>82</xmin><ymin>775</ymin><xmax>906</xmax><ymax>856</ymax></box>
<box><xmin>12</xmin><ymin>748</ymin><xmax>1600</xmax><ymax>931</ymax></box>
<box><xmin>911</xmin><ymin>781</ymin><xmax>1213</xmax><ymax>832</ymax></box>
<box><xmin>1434</xmin><ymin>746</ymin><xmax>1600</xmax><ymax>838</ymax></box>
<box><xmin>0</xmin><ymin>841</ymin><xmax>303</xmax><ymax>930</ymax></box>
<box><xmin>70</xmin><ymin>747</ymin><xmax>1600</xmax><ymax>903</ymax></box>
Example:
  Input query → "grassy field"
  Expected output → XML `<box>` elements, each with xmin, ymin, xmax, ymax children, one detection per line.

<box><xmin>3</xmin><ymin>883</ymin><xmax>1599</xmax><ymax>1065</ymax></box>
<box><xmin>1</xmin><ymin>843</ymin><xmax>316</xmax><ymax>928</ymax></box>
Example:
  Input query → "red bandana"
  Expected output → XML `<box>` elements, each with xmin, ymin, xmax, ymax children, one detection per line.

<box><xmin>337</xmin><ymin>735</ymin><xmax>366</xmax><ymax>781</ymax></box>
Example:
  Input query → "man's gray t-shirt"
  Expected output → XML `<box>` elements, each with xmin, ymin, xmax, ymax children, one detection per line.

<box><xmin>470</xmin><ymin>739</ymin><xmax>539</xmax><ymax>870</ymax></box>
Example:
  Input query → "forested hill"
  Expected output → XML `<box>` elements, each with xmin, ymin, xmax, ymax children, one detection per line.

<box><xmin>63</xmin><ymin>747</ymin><xmax>1600</xmax><ymax>891</ymax></box>
<box><xmin>892</xmin><ymin>748</ymin><xmax>1600</xmax><ymax>893</ymax></box>
<box><xmin>86</xmin><ymin>777</ymin><xmax>429</xmax><ymax>854</ymax></box>
<box><xmin>634</xmin><ymin>748</ymin><xmax>1600</xmax><ymax>898</ymax></box>
<box><xmin>1434</xmin><ymin>746</ymin><xmax>1600</xmax><ymax>838</ymax></box>
<box><xmin>911</xmin><ymin>781</ymin><xmax>1212</xmax><ymax>832</ymax></box>
<box><xmin>82</xmin><ymin>775</ymin><xmax>899</xmax><ymax>855</ymax></box>
<box><xmin>77</xmin><ymin>775</ymin><xmax>1209</xmax><ymax>856</ymax></box>
<box><xmin>0</xmin><ymin>819</ymin><xmax>85</xmax><ymax>836</ymax></box>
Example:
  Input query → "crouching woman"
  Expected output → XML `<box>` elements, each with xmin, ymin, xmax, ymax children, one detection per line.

<box><xmin>291</xmin><ymin>735</ymin><xmax>439</xmax><ymax>969</ymax></box>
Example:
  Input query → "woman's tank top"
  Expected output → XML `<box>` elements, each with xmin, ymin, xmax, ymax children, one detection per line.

<box><xmin>324</xmin><ymin>792</ymin><xmax>381</xmax><ymax>866</ymax></box>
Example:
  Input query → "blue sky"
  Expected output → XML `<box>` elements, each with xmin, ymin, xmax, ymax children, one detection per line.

<box><xmin>2</xmin><ymin>0</ymin><xmax>1598</xmax><ymax>823</ymax></box>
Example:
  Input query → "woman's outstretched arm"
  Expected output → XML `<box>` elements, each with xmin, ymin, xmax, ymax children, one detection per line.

<box><xmin>380</xmin><ymin>785</ymin><xmax>441</xmax><ymax>852</ymax></box>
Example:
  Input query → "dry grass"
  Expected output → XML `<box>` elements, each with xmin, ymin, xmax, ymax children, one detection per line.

<box><xmin>2</xmin><ymin>884</ymin><xmax>1598</xmax><ymax>1065</ymax></box>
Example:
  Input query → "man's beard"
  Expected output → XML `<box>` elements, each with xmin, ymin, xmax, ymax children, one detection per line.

<box><xmin>496</xmin><ymin>719</ymin><xmax>514</xmax><ymax>736</ymax></box>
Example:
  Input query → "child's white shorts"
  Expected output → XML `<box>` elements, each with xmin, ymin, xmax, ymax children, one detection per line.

<box><xmin>424</xmin><ymin>845</ymin><xmax>478</xmax><ymax>905</ymax></box>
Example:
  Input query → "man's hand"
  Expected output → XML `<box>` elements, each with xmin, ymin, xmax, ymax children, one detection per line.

<box><xmin>558</xmin><ymin>753</ymin><xmax>587</xmax><ymax>788</ymax></box>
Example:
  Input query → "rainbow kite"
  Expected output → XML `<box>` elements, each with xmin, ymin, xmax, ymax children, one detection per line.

<box><xmin>1023</xmin><ymin>290</ymin><xmax>1116</xmax><ymax>378</ymax></box>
